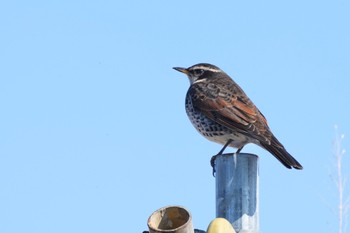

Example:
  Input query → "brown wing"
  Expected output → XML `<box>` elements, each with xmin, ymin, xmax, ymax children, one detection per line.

<box><xmin>188</xmin><ymin>76</ymin><xmax>303</xmax><ymax>169</ymax></box>
<box><xmin>188</xmin><ymin>77</ymin><xmax>272</xmax><ymax>145</ymax></box>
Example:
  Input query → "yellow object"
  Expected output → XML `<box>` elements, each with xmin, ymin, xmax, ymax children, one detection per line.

<box><xmin>207</xmin><ymin>218</ymin><xmax>236</xmax><ymax>233</ymax></box>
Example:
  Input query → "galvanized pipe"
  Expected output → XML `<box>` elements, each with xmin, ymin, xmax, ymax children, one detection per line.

<box><xmin>147</xmin><ymin>206</ymin><xmax>194</xmax><ymax>233</ymax></box>
<box><xmin>215</xmin><ymin>153</ymin><xmax>260</xmax><ymax>233</ymax></box>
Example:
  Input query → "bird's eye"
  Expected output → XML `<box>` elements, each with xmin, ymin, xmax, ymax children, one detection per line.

<box><xmin>194</xmin><ymin>69</ymin><xmax>204</xmax><ymax>76</ymax></box>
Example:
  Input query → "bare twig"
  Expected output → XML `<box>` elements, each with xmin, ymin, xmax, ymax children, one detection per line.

<box><xmin>333</xmin><ymin>125</ymin><xmax>347</xmax><ymax>233</ymax></box>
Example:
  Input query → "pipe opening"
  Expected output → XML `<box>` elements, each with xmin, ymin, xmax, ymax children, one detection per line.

<box><xmin>148</xmin><ymin>206</ymin><xmax>192</xmax><ymax>233</ymax></box>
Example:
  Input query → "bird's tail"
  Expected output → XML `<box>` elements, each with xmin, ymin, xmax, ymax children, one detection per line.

<box><xmin>261</xmin><ymin>135</ymin><xmax>303</xmax><ymax>170</ymax></box>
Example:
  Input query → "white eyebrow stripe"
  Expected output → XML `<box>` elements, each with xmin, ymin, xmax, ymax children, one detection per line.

<box><xmin>193</xmin><ymin>66</ymin><xmax>221</xmax><ymax>72</ymax></box>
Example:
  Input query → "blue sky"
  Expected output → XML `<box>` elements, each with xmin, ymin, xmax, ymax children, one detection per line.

<box><xmin>1</xmin><ymin>1</ymin><xmax>350</xmax><ymax>232</ymax></box>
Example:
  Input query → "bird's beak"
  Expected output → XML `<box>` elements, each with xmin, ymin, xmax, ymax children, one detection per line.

<box><xmin>173</xmin><ymin>67</ymin><xmax>189</xmax><ymax>75</ymax></box>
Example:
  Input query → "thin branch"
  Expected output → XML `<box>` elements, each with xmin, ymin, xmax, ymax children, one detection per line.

<box><xmin>333</xmin><ymin>125</ymin><xmax>347</xmax><ymax>233</ymax></box>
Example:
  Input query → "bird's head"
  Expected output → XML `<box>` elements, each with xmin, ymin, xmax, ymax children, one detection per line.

<box><xmin>173</xmin><ymin>63</ymin><xmax>223</xmax><ymax>85</ymax></box>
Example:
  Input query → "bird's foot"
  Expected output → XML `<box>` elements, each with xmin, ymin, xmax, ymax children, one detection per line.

<box><xmin>211</xmin><ymin>139</ymin><xmax>233</xmax><ymax>177</ymax></box>
<box><xmin>210</xmin><ymin>155</ymin><xmax>217</xmax><ymax>176</ymax></box>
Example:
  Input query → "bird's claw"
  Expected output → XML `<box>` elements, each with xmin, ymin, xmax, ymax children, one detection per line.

<box><xmin>210</xmin><ymin>155</ymin><xmax>217</xmax><ymax>177</ymax></box>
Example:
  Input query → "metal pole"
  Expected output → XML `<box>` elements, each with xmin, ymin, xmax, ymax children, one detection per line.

<box><xmin>215</xmin><ymin>153</ymin><xmax>260</xmax><ymax>233</ymax></box>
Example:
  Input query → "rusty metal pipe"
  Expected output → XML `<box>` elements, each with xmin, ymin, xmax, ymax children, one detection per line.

<box><xmin>147</xmin><ymin>206</ymin><xmax>194</xmax><ymax>233</ymax></box>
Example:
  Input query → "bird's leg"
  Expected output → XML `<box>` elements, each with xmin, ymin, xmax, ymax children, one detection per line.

<box><xmin>217</xmin><ymin>139</ymin><xmax>233</xmax><ymax>155</ymax></box>
<box><xmin>211</xmin><ymin>139</ymin><xmax>233</xmax><ymax>176</ymax></box>
<box><xmin>235</xmin><ymin>145</ymin><xmax>244</xmax><ymax>154</ymax></box>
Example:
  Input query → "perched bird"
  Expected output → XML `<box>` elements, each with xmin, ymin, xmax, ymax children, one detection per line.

<box><xmin>173</xmin><ymin>63</ymin><xmax>303</xmax><ymax>172</ymax></box>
